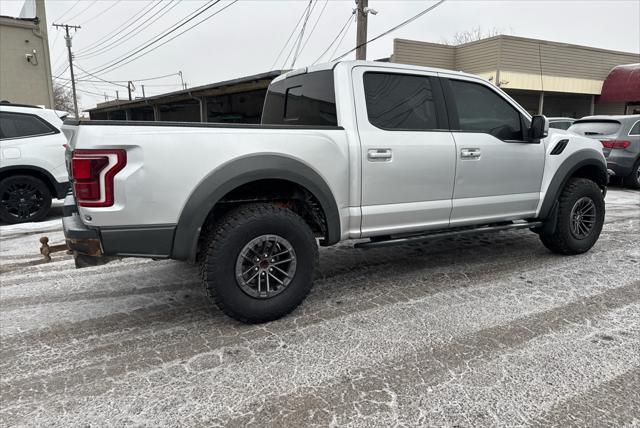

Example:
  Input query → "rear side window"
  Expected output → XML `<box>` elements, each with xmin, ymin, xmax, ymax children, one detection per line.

<box><xmin>568</xmin><ymin>120</ymin><xmax>621</xmax><ymax>137</ymax></box>
<box><xmin>262</xmin><ymin>70</ymin><xmax>337</xmax><ymax>126</ymax></box>
<box><xmin>448</xmin><ymin>79</ymin><xmax>523</xmax><ymax>141</ymax></box>
<box><xmin>363</xmin><ymin>72</ymin><xmax>440</xmax><ymax>131</ymax></box>
<box><xmin>0</xmin><ymin>112</ymin><xmax>56</xmax><ymax>139</ymax></box>
<box><xmin>629</xmin><ymin>121</ymin><xmax>640</xmax><ymax>135</ymax></box>
<box><xmin>549</xmin><ymin>121</ymin><xmax>573</xmax><ymax>130</ymax></box>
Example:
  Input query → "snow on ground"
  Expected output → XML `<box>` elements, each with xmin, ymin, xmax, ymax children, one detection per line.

<box><xmin>0</xmin><ymin>188</ymin><xmax>638</xmax><ymax>426</ymax></box>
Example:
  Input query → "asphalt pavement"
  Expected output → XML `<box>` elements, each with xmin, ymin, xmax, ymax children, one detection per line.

<box><xmin>1</xmin><ymin>189</ymin><xmax>638</xmax><ymax>427</ymax></box>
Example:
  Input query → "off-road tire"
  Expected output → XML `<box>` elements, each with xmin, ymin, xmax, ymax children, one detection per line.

<box><xmin>539</xmin><ymin>178</ymin><xmax>605</xmax><ymax>255</ymax></box>
<box><xmin>202</xmin><ymin>203</ymin><xmax>318</xmax><ymax>323</ymax></box>
<box><xmin>0</xmin><ymin>175</ymin><xmax>52</xmax><ymax>224</ymax></box>
<box><xmin>622</xmin><ymin>158</ymin><xmax>640</xmax><ymax>189</ymax></box>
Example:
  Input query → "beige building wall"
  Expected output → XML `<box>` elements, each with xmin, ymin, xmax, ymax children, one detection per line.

<box><xmin>0</xmin><ymin>0</ymin><xmax>54</xmax><ymax>108</ymax></box>
<box><xmin>392</xmin><ymin>39</ymin><xmax>455</xmax><ymax>70</ymax></box>
<box><xmin>392</xmin><ymin>35</ymin><xmax>639</xmax><ymax>96</ymax></box>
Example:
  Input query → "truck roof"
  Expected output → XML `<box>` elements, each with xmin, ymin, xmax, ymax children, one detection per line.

<box><xmin>274</xmin><ymin>60</ymin><xmax>485</xmax><ymax>84</ymax></box>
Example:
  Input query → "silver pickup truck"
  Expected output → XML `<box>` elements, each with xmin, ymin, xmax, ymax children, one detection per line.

<box><xmin>62</xmin><ymin>60</ymin><xmax>608</xmax><ymax>323</ymax></box>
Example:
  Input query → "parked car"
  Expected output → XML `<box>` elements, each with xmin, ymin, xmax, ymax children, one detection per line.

<box><xmin>548</xmin><ymin>117</ymin><xmax>575</xmax><ymax>130</ymax></box>
<box><xmin>61</xmin><ymin>61</ymin><xmax>608</xmax><ymax>323</ymax></box>
<box><xmin>0</xmin><ymin>103</ymin><xmax>70</xmax><ymax>223</ymax></box>
<box><xmin>568</xmin><ymin>115</ymin><xmax>640</xmax><ymax>188</ymax></box>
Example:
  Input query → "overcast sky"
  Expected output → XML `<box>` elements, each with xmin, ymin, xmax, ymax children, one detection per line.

<box><xmin>2</xmin><ymin>0</ymin><xmax>639</xmax><ymax>111</ymax></box>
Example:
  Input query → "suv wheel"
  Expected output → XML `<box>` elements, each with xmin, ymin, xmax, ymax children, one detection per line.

<box><xmin>0</xmin><ymin>175</ymin><xmax>52</xmax><ymax>224</ymax></box>
<box><xmin>539</xmin><ymin>178</ymin><xmax>605</xmax><ymax>255</ymax></box>
<box><xmin>622</xmin><ymin>158</ymin><xmax>640</xmax><ymax>189</ymax></box>
<box><xmin>202</xmin><ymin>203</ymin><xmax>318</xmax><ymax>323</ymax></box>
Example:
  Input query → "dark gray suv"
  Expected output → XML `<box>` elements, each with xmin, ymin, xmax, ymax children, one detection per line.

<box><xmin>569</xmin><ymin>115</ymin><xmax>640</xmax><ymax>188</ymax></box>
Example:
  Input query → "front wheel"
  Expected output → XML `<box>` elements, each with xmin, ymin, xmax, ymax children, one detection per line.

<box><xmin>202</xmin><ymin>203</ymin><xmax>318</xmax><ymax>323</ymax></box>
<box><xmin>0</xmin><ymin>175</ymin><xmax>52</xmax><ymax>224</ymax></box>
<box><xmin>539</xmin><ymin>178</ymin><xmax>605</xmax><ymax>255</ymax></box>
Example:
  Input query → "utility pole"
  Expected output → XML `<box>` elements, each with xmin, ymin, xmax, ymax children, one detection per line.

<box><xmin>53</xmin><ymin>23</ymin><xmax>81</xmax><ymax>118</ymax></box>
<box><xmin>355</xmin><ymin>0</ymin><xmax>368</xmax><ymax>60</ymax></box>
<box><xmin>178</xmin><ymin>71</ymin><xmax>185</xmax><ymax>90</ymax></box>
<box><xmin>141</xmin><ymin>85</ymin><xmax>146</xmax><ymax>99</ymax></box>
<box><xmin>127</xmin><ymin>81</ymin><xmax>135</xmax><ymax>100</ymax></box>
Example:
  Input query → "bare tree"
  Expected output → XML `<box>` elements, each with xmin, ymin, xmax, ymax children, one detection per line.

<box><xmin>52</xmin><ymin>83</ymin><xmax>76</xmax><ymax>113</ymax></box>
<box><xmin>443</xmin><ymin>26</ymin><xmax>512</xmax><ymax>45</ymax></box>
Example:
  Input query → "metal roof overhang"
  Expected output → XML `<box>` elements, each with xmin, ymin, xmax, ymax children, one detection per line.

<box><xmin>85</xmin><ymin>70</ymin><xmax>285</xmax><ymax>113</ymax></box>
<box><xmin>598</xmin><ymin>63</ymin><xmax>640</xmax><ymax>103</ymax></box>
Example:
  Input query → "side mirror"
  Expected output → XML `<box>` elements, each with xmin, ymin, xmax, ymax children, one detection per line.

<box><xmin>529</xmin><ymin>115</ymin><xmax>549</xmax><ymax>142</ymax></box>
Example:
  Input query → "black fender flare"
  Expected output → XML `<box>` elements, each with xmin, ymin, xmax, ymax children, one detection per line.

<box><xmin>0</xmin><ymin>165</ymin><xmax>69</xmax><ymax>199</ymax></box>
<box><xmin>171</xmin><ymin>155</ymin><xmax>341</xmax><ymax>261</ymax></box>
<box><xmin>538</xmin><ymin>149</ymin><xmax>608</xmax><ymax>222</ymax></box>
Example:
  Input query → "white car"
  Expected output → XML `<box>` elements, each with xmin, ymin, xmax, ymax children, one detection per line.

<box><xmin>0</xmin><ymin>103</ymin><xmax>70</xmax><ymax>223</ymax></box>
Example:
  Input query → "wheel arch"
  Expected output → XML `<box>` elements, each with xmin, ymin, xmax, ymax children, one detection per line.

<box><xmin>0</xmin><ymin>165</ymin><xmax>67</xmax><ymax>198</ymax></box>
<box><xmin>538</xmin><ymin>150</ymin><xmax>608</xmax><ymax>220</ymax></box>
<box><xmin>171</xmin><ymin>155</ymin><xmax>341</xmax><ymax>261</ymax></box>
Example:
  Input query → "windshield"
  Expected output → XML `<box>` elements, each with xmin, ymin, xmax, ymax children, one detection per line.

<box><xmin>568</xmin><ymin>120</ymin><xmax>621</xmax><ymax>137</ymax></box>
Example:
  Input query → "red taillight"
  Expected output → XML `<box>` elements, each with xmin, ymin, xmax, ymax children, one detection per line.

<box><xmin>600</xmin><ymin>140</ymin><xmax>631</xmax><ymax>149</ymax></box>
<box><xmin>71</xmin><ymin>149</ymin><xmax>126</xmax><ymax>207</ymax></box>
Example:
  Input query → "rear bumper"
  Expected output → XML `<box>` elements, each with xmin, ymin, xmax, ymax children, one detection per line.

<box><xmin>63</xmin><ymin>194</ymin><xmax>176</xmax><ymax>259</ymax></box>
<box><xmin>63</xmin><ymin>214</ymin><xmax>104</xmax><ymax>256</ymax></box>
<box><xmin>606</xmin><ymin>150</ymin><xmax>638</xmax><ymax>177</ymax></box>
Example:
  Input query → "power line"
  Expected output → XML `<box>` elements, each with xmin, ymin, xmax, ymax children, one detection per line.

<box><xmin>55</xmin><ymin>71</ymin><xmax>181</xmax><ymax>84</ymax></box>
<box><xmin>312</xmin><ymin>12</ymin><xmax>354</xmax><ymax>65</ymax></box>
<box><xmin>54</xmin><ymin>0</ymin><xmax>81</xmax><ymax>23</ymax></box>
<box><xmin>333</xmin><ymin>0</ymin><xmax>447</xmax><ymax>61</ymax></box>
<box><xmin>85</xmin><ymin>0</ymin><xmax>238</xmax><ymax>78</ymax></box>
<box><xmin>74</xmin><ymin>1</ymin><xmax>159</xmax><ymax>55</ymax></box>
<box><xmin>76</xmin><ymin>0</ymin><xmax>180</xmax><ymax>60</ymax></box>
<box><xmin>296</xmin><ymin>0</ymin><xmax>329</xmax><ymax>60</ymax></box>
<box><xmin>281</xmin><ymin>0</ymin><xmax>316</xmax><ymax>69</ymax></box>
<box><xmin>64</xmin><ymin>0</ymin><xmax>99</xmax><ymax>23</ymax></box>
<box><xmin>290</xmin><ymin>0</ymin><xmax>315</xmax><ymax>68</ymax></box>
<box><xmin>74</xmin><ymin>64</ymin><xmax>128</xmax><ymax>88</ymax></box>
<box><xmin>269</xmin><ymin>2</ymin><xmax>314</xmax><ymax>71</ymax></box>
<box><xmin>78</xmin><ymin>0</ymin><xmax>122</xmax><ymax>25</ymax></box>
<box><xmin>329</xmin><ymin>14</ymin><xmax>355</xmax><ymax>60</ymax></box>
<box><xmin>81</xmin><ymin>0</ymin><xmax>222</xmax><ymax>76</ymax></box>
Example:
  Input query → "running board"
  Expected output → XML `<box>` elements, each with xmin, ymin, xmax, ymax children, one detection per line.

<box><xmin>354</xmin><ymin>221</ymin><xmax>544</xmax><ymax>249</ymax></box>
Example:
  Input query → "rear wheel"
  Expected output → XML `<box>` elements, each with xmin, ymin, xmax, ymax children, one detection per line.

<box><xmin>202</xmin><ymin>203</ymin><xmax>318</xmax><ymax>323</ymax></box>
<box><xmin>539</xmin><ymin>178</ymin><xmax>605</xmax><ymax>255</ymax></box>
<box><xmin>0</xmin><ymin>175</ymin><xmax>52</xmax><ymax>224</ymax></box>
<box><xmin>622</xmin><ymin>158</ymin><xmax>640</xmax><ymax>189</ymax></box>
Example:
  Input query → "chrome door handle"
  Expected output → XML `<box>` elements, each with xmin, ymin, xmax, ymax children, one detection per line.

<box><xmin>367</xmin><ymin>148</ymin><xmax>392</xmax><ymax>161</ymax></box>
<box><xmin>460</xmin><ymin>148</ymin><xmax>481</xmax><ymax>159</ymax></box>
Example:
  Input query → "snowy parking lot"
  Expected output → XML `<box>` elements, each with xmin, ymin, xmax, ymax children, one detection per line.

<box><xmin>1</xmin><ymin>188</ymin><xmax>639</xmax><ymax>426</ymax></box>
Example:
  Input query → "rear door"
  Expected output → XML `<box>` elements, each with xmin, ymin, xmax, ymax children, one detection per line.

<box><xmin>440</xmin><ymin>76</ymin><xmax>545</xmax><ymax>226</ymax></box>
<box><xmin>353</xmin><ymin>66</ymin><xmax>456</xmax><ymax>236</ymax></box>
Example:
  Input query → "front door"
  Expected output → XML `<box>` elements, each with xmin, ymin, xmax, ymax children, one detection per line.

<box><xmin>440</xmin><ymin>76</ymin><xmax>545</xmax><ymax>226</ymax></box>
<box><xmin>353</xmin><ymin>67</ymin><xmax>456</xmax><ymax>237</ymax></box>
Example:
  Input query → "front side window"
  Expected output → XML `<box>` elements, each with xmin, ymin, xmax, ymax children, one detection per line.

<box><xmin>449</xmin><ymin>79</ymin><xmax>523</xmax><ymax>141</ymax></box>
<box><xmin>0</xmin><ymin>112</ymin><xmax>55</xmax><ymax>139</ymax></box>
<box><xmin>363</xmin><ymin>72</ymin><xmax>440</xmax><ymax>131</ymax></box>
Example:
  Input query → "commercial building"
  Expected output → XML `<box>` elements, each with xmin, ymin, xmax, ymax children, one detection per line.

<box><xmin>87</xmin><ymin>71</ymin><xmax>283</xmax><ymax>122</ymax></box>
<box><xmin>0</xmin><ymin>0</ymin><xmax>54</xmax><ymax>108</ymax></box>
<box><xmin>391</xmin><ymin>35</ymin><xmax>639</xmax><ymax>116</ymax></box>
<box><xmin>88</xmin><ymin>35</ymin><xmax>639</xmax><ymax>122</ymax></box>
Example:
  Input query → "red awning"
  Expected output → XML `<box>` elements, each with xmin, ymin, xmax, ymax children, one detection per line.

<box><xmin>598</xmin><ymin>63</ymin><xmax>640</xmax><ymax>103</ymax></box>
